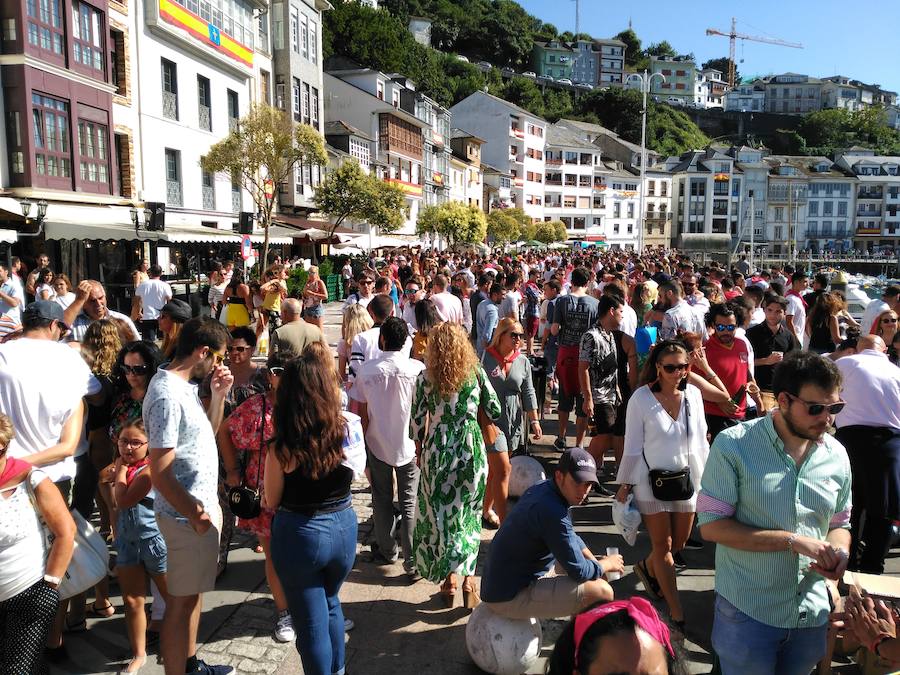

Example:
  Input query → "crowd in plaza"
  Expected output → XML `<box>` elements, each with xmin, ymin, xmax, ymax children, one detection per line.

<box><xmin>1</xmin><ymin>243</ymin><xmax>900</xmax><ymax>675</ymax></box>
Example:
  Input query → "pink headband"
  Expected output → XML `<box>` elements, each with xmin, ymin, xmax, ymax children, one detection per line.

<box><xmin>573</xmin><ymin>597</ymin><xmax>674</xmax><ymax>667</ymax></box>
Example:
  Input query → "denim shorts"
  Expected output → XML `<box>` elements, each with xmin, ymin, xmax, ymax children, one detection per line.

<box><xmin>116</xmin><ymin>533</ymin><xmax>167</xmax><ymax>576</ymax></box>
<box><xmin>304</xmin><ymin>303</ymin><xmax>324</xmax><ymax>318</ymax></box>
<box><xmin>486</xmin><ymin>430</ymin><xmax>510</xmax><ymax>453</ymax></box>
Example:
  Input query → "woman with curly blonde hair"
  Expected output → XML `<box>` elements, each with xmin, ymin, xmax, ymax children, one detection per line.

<box><xmin>410</xmin><ymin>322</ymin><xmax>501</xmax><ymax>609</ymax></box>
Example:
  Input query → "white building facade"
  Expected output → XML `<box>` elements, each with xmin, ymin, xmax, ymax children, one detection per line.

<box><xmin>543</xmin><ymin>124</ymin><xmax>604</xmax><ymax>240</ymax></box>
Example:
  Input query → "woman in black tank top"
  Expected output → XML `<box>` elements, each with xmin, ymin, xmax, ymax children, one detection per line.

<box><xmin>264</xmin><ymin>345</ymin><xmax>365</xmax><ymax>675</ymax></box>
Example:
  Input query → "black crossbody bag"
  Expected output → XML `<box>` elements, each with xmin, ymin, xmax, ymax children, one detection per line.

<box><xmin>228</xmin><ymin>398</ymin><xmax>266</xmax><ymax>520</ymax></box>
<box><xmin>641</xmin><ymin>391</ymin><xmax>694</xmax><ymax>502</ymax></box>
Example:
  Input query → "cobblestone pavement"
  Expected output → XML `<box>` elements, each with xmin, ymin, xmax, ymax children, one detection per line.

<box><xmin>48</xmin><ymin>301</ymin><xmax>886</xmax><ymax>674</ymax></box>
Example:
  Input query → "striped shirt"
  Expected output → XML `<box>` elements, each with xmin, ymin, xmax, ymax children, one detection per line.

<box><xmin>697</xmin><ymin>412</ymin><xmax>851</xmax><ymax>630</ymax></box>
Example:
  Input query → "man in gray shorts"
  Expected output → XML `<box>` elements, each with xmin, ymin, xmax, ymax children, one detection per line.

<box><xmin>480</xmin><ymin>448</ymin><xmax>624</xmax><ymax>619</ymax></box>
<box><xmin>145</xmin><ymin>317</ymin><xmax>234</xmax><ymax>675</ymax></box>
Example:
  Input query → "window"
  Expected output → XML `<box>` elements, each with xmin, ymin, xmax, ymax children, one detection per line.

<box><xmin>808</xmin><ymin>201</ymin><xmax>818</xmax><ymax>216</ymax></box>
<box><xmin>647</xmin><ymin>180</ymin><xmax>655</xmax><ymax>196</ymax></box>
<box><xmin>77</xmin><ymin>120</ymin><xmax>109</xmax><ymax>186</ymax></box>
<box><xmin>627</xmin><ymin>203</ymin><xmax>634</xmax><ymax>218</ymax></box>
<box><xmin>310</xmin><ymin>86</ymin><xmax>319</xmax><ymax>130</ymax></box>
<box><xmin>161</xmin><ymin>59</ymin><xmax>178</xmax><ymax>120</ymax></box>
<box><xmin>72</xmin><ymin>0</ymin><xmax>104</xmax><ymax>73</ymax></box>
<box><xmin>290</xmin><ymin>7</ymin><xmax>299</xmax><ymax>53</ymax></box>
<box><xmin>197</xmin><ymin>75</ymin><xmax>211</xmax><ymax>131</ymax></box>
<box><xmin>26</xmin><ymin>0</ymin><xmax>64</xmax><ymax>56</ymax></box>
<box><xmin>175</xmin><ymin>0</ymin><xmax>254</xmax><ymax>48</ymax></box>
<box><xmin>308</xmin><ymin>20</ymin><xmax>317</xmax><ymax>64</ymax></box>
<box><xmin>227</xmin><ymin>89</ymin><xmax>239</xmax><ymax>130</ymax></box>
<box><xmin>301</xmin><ymin>82</ymin><xmax>310</xmax><ymax>125</ymax></box>
<box><xmin>257</xmin><ymin>11</ymin><xmax>268</xmax><ymax>52</ymax></box>
<box><xmin>376</xmin><ymin>80</ymin><xmax>384</xmax><ymax>101</ymax></box>
<box><xmin>260</xmin><ymin>70</ymin><xmax>270</xmax><ymax>105</ymax></box>
<box><xmin>838</xmin><ymin>201</ymin><xmax>847</xmax><ymax>216</ymax></box>
<box><xmin>774</xmin><ymin>207</ymin><xmax>784</xmax><ymax>220</ymax></box>
<box><xmin>109</xmin><ymin>29</ymin><xmax>126</xmax><ymax>95</ymax></box>
<box><xmin>349</xmin><ymin>137</ymin><xmax>370</xmax><ymax>166</ymax></box>
<box><xmin>391</xmin><ymin>89</ymin><xmax>400</xmax><ymax>108</ymax></box>
<box><xmin>32</xmin><ymin>93</ymin><xmax>71</xmax><ymax>179</ymax></box>
<box><xmin>299</xmin><ymin>12</ymin><xmax>308</xmax><ymax>59</ymax></box>
<box><xmin>823</xmin><ymin>201</ymin><xmax>833</xmax><ymax>216</ymax></box>
<box><xmin>292</xmin><ymin>78</ymin><xmax>300</xmax><ymax>120</ymax></box>
<box><xmin>613</xmin><ymin>203</ymin><xmax>620</xmax><ymax>218</ymax></box>
<box><xmin>689</xmin><ymin>179</ymin><xmax>705</xmax><ymax>197</ymax></box>
<box><xmin>164</xmin><ymin>148</ymin><xmax>182</xmax><ymax>206</ymax></box>
<box><xmin>114</xmin><ymin>132</ymin><xmax>132</xmax><ymax>197</ymax></box>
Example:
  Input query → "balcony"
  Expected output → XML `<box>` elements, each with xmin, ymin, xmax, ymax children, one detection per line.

<box><xmin>858</xmin><ymin>190</ymin><xmax>884</xmax><ymax>200</ymax></box>
<box><xmin>166</xmin><ymin>180</ymin><xmax>183</xmax><ymax>207</ymax></box>
<box><xmin>199</xmin><ymin>104</ymin><xmax>211</xmax><ymax>132</ymax></box>
<box><xmin>510</xmin><ymin>126</ymin><xmax>524</xmax><ymax>139</ymax></box>
<box><xmin>856</xmin><ymin>223</ymin><xmax>882</xmax><ymax>235</ymax></box>
<box><xmin>202</xmin><ymin>185</ymin><xmax>215</xmax><ymax>210</ymax></box>
<box><xmin>546</xmin><ymin>157</ymin><xmax>562</xmax><ymax>166</ymax></box>
<box><xmin>162</xmin><ymin>91</ymin><xmax>178</xmax><ymax>120</ymax></box>
<box><xmin>857</xmin><ymin>208</ymin><xmax>882</xmax><ymax>217</ymax></box>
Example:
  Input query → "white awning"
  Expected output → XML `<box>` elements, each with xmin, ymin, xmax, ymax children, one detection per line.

<box><xmin>0</xmin><ymin>229</ymin><xmax>17</xmax><ymax>243</ymax></box>
<box><xmin>43</xmin><ymin>204</ymin><xmax>155</xmax><ymax>241</ymax></box>
<box><xmin>162</xmin><ymin>227</ymin><xmax>239</xmax><ymax>243</ymax></box>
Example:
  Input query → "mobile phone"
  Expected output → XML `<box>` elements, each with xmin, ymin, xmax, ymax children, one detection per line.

<box><xmin>731</xmin><ymin>385</ymin><xmax>747</xmax><ymax>405</ymax></box>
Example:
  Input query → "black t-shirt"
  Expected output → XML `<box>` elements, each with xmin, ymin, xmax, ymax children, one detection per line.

<box><xmin>745</xmin><ymin>321</ymin><xmax>801</xmax><ymax>391</ymax></box>
<box><xmin>281</xmin><ymin>463</ymin><xmax>353</xmax><ymax>510</ymax></box>
<box><xmin>555</xmin><ymin>294</ymin><xmax>599</xmax><ymax>347</ymax></box>
<box><xmin>398</xmin><ymin>265</ymin><xmax>413</xmax><ymax>286</ymax></box>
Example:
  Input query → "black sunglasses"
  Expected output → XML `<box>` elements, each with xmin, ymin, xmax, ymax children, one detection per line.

<box><xmin>508</xmin><ymin>332</ymin><xmax>525</xmax><ymax>340</ymax></box>
<box><xmin>121</xmin><ymin>364</ymin><xmax>150</xmax><ymax>375</ymax></box>
<box><xmin>228</xmin><ymin>345</ymin><xmax>250</xmax><ymax>353</ymax></box>
<box><xmin>786</xmin><ymin>393</ymin><xmax>846</xmax><ymax>416</ymax></box>
<box><xmin>660</xmin><ymin>363</ymin><xmax>689</xmax><ymax>373</ymax></box>
<box><xmin>715</xmin><ymin>324</ymin><xmax>736</xmax><ymax>332</ymax></box>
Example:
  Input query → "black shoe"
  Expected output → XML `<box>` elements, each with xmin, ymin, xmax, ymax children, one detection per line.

<box><xmin>191</xmin><ymin>659</ymin><xmax>234</xmax><ymax>674</ymax></box>
<box><xmin>684</xmin><ymin>537</ymin><xmax>704</xmax><ymax>550</ymax></box>
<box><xmin>553</xmin><ymin>437</ymin><xmax>567</xmax><ymax>451</ymax></box>
<box><xmin>595</xmin><ymin>484</ymin><xmax>616</xmax><ymax>498</ymax></box>
<box><xmin>370</xmin><ymin>542</ymin><xmax>398</xmax><ymax>565</ymax></box>
<box><xmin>673</xmin><ymin>552</ymin><xmax>687</xmax><ymax>570</ymax></box>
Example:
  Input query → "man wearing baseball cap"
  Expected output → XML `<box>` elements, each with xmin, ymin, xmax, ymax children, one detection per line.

<box><xmin>480</xmin><ymin>448</ymin><xmax>624</xmax><ymax>619</ymax></box>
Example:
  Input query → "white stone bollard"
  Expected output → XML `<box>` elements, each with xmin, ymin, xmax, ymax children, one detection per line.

<box><xmin>507</xmin><ymin>455</ymin><xmax>546</xmax><ymax>498</ymax></box>
<box><xmin>465</xmin><ymin>603</ymin><xmax>542</xmax><ymax>675</ymax></box>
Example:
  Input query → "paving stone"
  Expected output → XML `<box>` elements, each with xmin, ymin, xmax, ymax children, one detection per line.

<box><xmin>236</xmin><ymin>658</ymin><xmax>278</xmax><ymax>673</ymax></box>
<box><xmin>227</xmin><ymin>641</ymin><xmax>268</xmax><ymax>659</ymax></box>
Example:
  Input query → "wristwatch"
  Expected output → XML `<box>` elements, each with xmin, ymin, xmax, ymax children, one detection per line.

<box><xmin>43</xmin><ymin>574</ymin><xmax>61</xmax><ymax>588</ymax></box>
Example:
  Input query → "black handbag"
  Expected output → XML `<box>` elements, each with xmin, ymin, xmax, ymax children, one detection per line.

<box><xmin>227</xmin><ymin>398</ymin><xmax>266</xmax><ymax>520</ymax></box>
<box><xmin>642</xmin><ymin>392</ymin><xmax>695</xmax><ymax>502</ymax></box>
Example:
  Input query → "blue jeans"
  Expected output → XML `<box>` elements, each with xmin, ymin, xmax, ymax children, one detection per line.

<box><xmin>712</xmin><ymin>594</ymin><xmax>828</xmax><ymax>675</ymax></box>
<box><xmin>271</xmin><ymin>504</ymin><xmax>357</xmax><ymax>675</ymax></box>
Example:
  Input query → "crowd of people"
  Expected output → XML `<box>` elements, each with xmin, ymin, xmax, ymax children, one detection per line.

<box><xmin>1</xmin><ymin>245</ymin><xmax>900</xmax><ymax>675</ymax></box>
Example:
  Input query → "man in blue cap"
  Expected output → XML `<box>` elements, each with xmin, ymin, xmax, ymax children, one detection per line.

<box><xmin>481</xmin><ymin>447</ymin><xmax>624</xmax><ymax>619</ymax></box>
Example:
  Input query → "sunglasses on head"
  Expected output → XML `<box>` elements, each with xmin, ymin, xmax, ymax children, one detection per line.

<box><xmin>268</xmin><ymin>366</ymin><xmax>285</xmax><ymax>376</ymax></box>
<box><xmin>121</xmin><ymin>364</ymin><xmax>149</xmax><ymax>375</ymax></box>
<box><xmin>228</xmin><ymin>345</ymin><xmax>250</xmax><ymax>353</ymax></box>
<box><xmin>659</xmin><ymin>363</ymin><xmax>689</xmax><ymax>373</ymax></box>
<box><xmin>785</xmin><ymin>393</ymin><xmax>846</xmax><ymax>416</ymax></box>
<box><xmin>715</xmin><ymin>324</ymin><xmax>736</xmax><ymax>332</ymax></box>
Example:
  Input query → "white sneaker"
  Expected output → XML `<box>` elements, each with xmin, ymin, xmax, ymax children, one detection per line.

<box><xmin>344</xmin><ymin>618</ymin><xmax>355</xmax><ymax>632</ymax></box>
<box><xmin>274</xmin><ymin>611</ymin><xmax>296</xmax><ymax>643</ymax></box>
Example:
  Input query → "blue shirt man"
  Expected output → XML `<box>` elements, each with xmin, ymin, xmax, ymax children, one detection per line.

<box><xmin>481</xmin><ymin>448</ymin><xmax>622</xmax><ymax>619</ymax></box>
<box><xmin>475</xmin><ymin>283</ymin><xmax>504</xmax><ymax>357</ymax></box>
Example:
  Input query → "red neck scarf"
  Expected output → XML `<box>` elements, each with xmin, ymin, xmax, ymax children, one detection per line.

<box><xmin>125</xmin><ymin>457</ymin><xmax>150</xmax><ymax>486</ymax></box>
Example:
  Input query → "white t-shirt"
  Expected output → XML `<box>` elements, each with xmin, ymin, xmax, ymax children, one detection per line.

<box><xmin>0</xmin><ymin>468</ymin><xmax>49</xmax><ymax>602</ymax></box>
<box><xmin>135</xmin><ymin>279</ymin><xmax>173</xmax><ymax>320</ymax></box>
<box><xmin>785</xmin><ymin>293</ymin><xmax>806</xmax><ymax>338</ymax></box>
<box><xmin>349</xmin><ymin>326</ymin><xmax>412</xmax><ymax>376</ymax></box>
<box><xmin>499</xmin><ymin>290</ymin><xmax>522</xmax><ymax>321</ymax></box>
<box><xmin>0</xmin><ymin>338</ymin><xmax>100</xmax><ymax>482</ymax></box>
<box><xmin>143</xmin><ymin>368</ymin><xmax>220</xmax><ymax>520</ymax></box>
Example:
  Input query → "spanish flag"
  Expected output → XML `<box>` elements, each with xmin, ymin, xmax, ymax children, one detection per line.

<box><xmin>159</xmin><ymin>0</ymin><xmax>253</xmax><ymax>68</ymax></box>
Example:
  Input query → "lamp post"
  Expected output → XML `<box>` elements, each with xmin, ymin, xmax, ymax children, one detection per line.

<box><xmin>625</xmin><ymin>70</ymin><xmax>665</xmax><ymax>253</ymax></box>
<box><xmin>18</xmin><ymin>198</ymin><xmax>48</xmax><ymax>237</ymax></box>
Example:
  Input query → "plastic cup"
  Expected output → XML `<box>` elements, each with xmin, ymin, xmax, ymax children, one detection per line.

<box><xmin>606</xmin><ymin>547</ymin><xmax>621</xmax><ymax>581</ymax></box>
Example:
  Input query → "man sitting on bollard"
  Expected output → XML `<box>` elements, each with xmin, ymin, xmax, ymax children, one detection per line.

<box><xmin>481</xmin><ymin>448</ymin><xmax>624</xmax><ymax>619</ymax></box>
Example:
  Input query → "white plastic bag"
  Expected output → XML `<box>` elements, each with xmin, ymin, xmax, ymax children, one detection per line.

<box><xmin>611</xmin><ymin>493</ymin><xmax>642</xmax><ymax>546</ymax></box>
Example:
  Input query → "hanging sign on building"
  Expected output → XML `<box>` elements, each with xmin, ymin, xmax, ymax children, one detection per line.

<box><xmin>159</xmin><ymin>0</ymin><xmax>253</xmax><ymax>68</ymax></box>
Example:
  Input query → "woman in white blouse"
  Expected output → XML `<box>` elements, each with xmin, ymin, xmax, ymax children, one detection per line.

<box><xmin>615</xmin><ymin>339</ymin><xmax>732</xmax><ymax>635</ymax></box>
<box><xmin>0</xmin><ymin>414</ymin><xmax>75</xmax><ymax>673</ymax></box>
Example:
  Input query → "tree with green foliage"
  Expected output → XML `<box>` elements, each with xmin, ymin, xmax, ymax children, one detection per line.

<box><xmin>553</xmin><ymin>220</ymin><xmax>568</xmax><ymax>242</ymax></box>
<box><xmin>645</xmin><ymin>40</ymin><xmax>677</xmax><ymax>59</ymax></box>
<box><xmin>615</xmin><ymin>29</ymin><xmax>642</xmax><ymax>67</ymax></box>
<box><xmin>417</xmin><ymin>201</ymin><xmax>487</xmax><ymax>245</ymax></box>
<box><xmin>503</xmin><ymin>77</ymin><xmax>546</xmax><ymax>118</ymax></box>
<box><xmin>486</xmin><ymin>209</ymin><xmax>523</xmax><ymax>244</ymax></box>
<box><xmin>533</xmin><ymin>220</ymin><xmax>566</xmax><ymax>243</ymax></box>
<box><xmin>702</xmin><ymin>57</ymin><xmax>739</xmax><ymax>85</ymax></box>
<box><xmin>313</xmin><ymin>161</ymin><xmax>408</xmax><ymax>241</ymax></box>
<box><xmin>202</xmin><ymin>104</ymin><xmax>326</xmax><ymax>274</ymax></box>
<box><xmin>534</xmin><ymin>21</ymin><xmax>558</xmax><ymax>43</ymax></box>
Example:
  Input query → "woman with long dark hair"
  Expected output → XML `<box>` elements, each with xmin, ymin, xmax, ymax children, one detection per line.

<box><xmin>265</xmin><ymin>345</ymin><xmax>365</xmax><ymax>675</ymax></box>
<box><xmin>412</xmin><ymin>298</ymin><xmax>441</xmax><ymax>362</ymax></box>
<box><xmin>805</xmin><ymin>292</ymin><xmax>842</xmax><ymax>354</ymax></box>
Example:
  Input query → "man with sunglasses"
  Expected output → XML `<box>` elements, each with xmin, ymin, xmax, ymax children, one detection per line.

<box><xmin>703</xmin><ymin>303</ymin><xmax>759</xmax><ymax>441</ymax></box>
<box><xmin>343</xmin><ymin>272</ymin><xmax>376</xmax><ymax>312</ymax></box>
<box><xmin>145</xmin><ymin>317</ymin><xmax>235</xmax><ymax>675</ymax></box>
<box><xmin>833</xmin><ymin>334</ymin><xmax>900</xmax><ymax>574</ymax></box>
<box><xmin>699</xmin><ymin>351</ymin><xmax>851</xmax><ymax>675</ymax></box>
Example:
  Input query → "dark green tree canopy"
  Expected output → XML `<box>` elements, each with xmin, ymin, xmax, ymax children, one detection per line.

<box><xmin>702</xmin><ymin>57</ymin><xmax>739</xmax><ymax>84</ymax></box>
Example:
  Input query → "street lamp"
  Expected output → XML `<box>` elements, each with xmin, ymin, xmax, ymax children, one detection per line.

<box><xmin>625</xmin><ymin>70</ymin><xmax>665</xmax><ymax>253</ymax></box>
<box><xmin>18</xmin><ymin>197</ymin><xmax>48</xmax><ymax>237</ymax></box>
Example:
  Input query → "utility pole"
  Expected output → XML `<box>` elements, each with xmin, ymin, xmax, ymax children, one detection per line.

<box><xmin>573</xmin><ymin>0</ymin><xmax>580</xmax><ymax>36</ymax></box>
<box><xmin>749</xmin><ymin>190</ymin><xmax>755</xmax><ymax>273</ymax></box>
<box><xmin>626</xmin><ymin>69</ymin><xmax>665</xmax><ymax>253</ymax></box>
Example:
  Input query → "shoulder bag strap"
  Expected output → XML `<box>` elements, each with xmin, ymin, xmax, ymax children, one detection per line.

<box><xmin>253</xmin><ymin>397</ymin><xmax>267</xmax><ymax>492</ymax></box>
<box><xmin>641</xmin><ymin>389</ymin><xmax>691</xmax><ymax>470</ymax></box>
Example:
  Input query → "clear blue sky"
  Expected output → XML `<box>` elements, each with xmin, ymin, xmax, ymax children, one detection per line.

<box><xmin>517</xmin><ymin>0</ymin><xmax>900</xmax><ymax>93</ymax></box>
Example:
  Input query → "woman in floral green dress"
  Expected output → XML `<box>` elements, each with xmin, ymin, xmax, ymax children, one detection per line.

<box><xmin>410</xmin><ymin>322</ymin><xmax>501</xmax><ymax>609</ymax></box>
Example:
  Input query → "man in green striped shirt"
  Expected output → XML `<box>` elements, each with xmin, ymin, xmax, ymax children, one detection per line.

<box><xmin>698</xmin><ymin>351</ymin><xmax>852</xmax><ymax>675</ymax></box>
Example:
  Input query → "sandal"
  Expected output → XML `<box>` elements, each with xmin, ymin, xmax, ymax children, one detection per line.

<box><xmin>87</xmin><ymin>601</ymin><xmax>115</xmax><ymax>618</ymax></box>
<box><xmin>64</xmin><ymin>617</ymin><xmax>87</xmax><ymax>633</ymax></box>
<box><xmin>481</xmin><ymin>512</ymin><xmax>500</xmax><ymax>529</ymax></box>
<box><xmin>440</xmin><ymin>576</ymin><xmax>458</xmax><ymax>608</ymax></box>
<box><xmin>634</xmin><ymin>560</ymin><xmax>662</xmax><ymax>601</ymax></box>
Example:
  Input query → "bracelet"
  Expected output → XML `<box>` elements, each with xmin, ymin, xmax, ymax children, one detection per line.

<box><xmin>787</xmin><ymin>532</ymin><xmax>798</xmax><ymax>553</ymax></box>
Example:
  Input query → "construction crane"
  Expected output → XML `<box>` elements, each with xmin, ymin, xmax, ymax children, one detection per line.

<box><xmin>706</xmin><ymin>18</ymin><xmax>803</xmax><ymax>88</ymax></box>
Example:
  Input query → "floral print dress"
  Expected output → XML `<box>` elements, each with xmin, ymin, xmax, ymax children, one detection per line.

<box><xmin>225</xmin><ymin>393</ymin><xmax>275</xmax><ymax>537</ymax></box>
<box><xmin>410</xmin><ymin>366</ymin><xmax>501</xmax><ymax>582</ymax></box>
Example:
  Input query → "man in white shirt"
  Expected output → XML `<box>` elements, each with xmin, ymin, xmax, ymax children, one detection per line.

<box><xmin>834</xmin><ymin>334</ymin><xmax>900</xmax><ymax>574</ymax></box>
<box><xmin>145</xmin><ymin>317</ymin><xmax>235</xmax><ymax>675</ymax></box>
<box><xmin>428</xmin><ymin>274</ymin><xmax>463</xmax><ymax>324</ymax></box>
<box><xmin>0</xmin><ymin>263</ymin><xmax>23</xmax><ymax>338</ymax></box>
<box><xmin>349</xmin><ymin>295</ymin><xmax>411</xmax><ymax>377</ymax></box>
<box><xmin>861</xmin><ymin>285</ymin><xmax>900</xmax><ymax>335</ymax></box>
<box><xmin>499</xmin><ymin>272</ymin><xmax>522</xmax><ymax>321</ymax></box>
<box><xmin>133</xmin><ymin>264</ymin><xmax>173</xmax><ymax>342</ymax></box>
<box><xmin>681</xmin><ymin>273</ymin><xmax>710</xmax><ymax>322</ymax></box>
<box><xmin>658</xmin><ymin>281</ymin><xmax>705</xmax><ymax>340</ymax></box>
<box><xmin>351</xmin><ymin>318</ymin><xmax>424</xmax><ymax>576</ymax></box>
<box><xmin>64</xmin><ymin>280</ymin><xmax>140</xmax><ymax>343</ymax></box>
<box><xmin>784</xmin><ymin>271</ymin><xmax>809</xmax><ymax>341</ymax></box>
